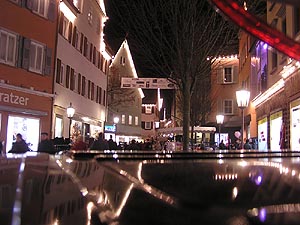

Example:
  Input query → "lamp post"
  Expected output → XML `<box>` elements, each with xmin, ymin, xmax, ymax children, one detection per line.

<box><xmin>216</xmin><ymin>114</ymin><xmax>224</xmax><ymax>146</ymax></box>
<box><xmin>236</xmin><ymin>89</ymin><xmax>250</xmax><ymax>149</ymax></box>
<box><xmin>67</xmin><ymin>102</ymin><xmax>75</xmax><ymax>141</ymax></box>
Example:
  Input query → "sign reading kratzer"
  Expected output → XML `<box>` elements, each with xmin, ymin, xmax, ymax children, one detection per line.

<box><xmin>121</xmin><ymin>78</ymin><xmax>176</xmax><ymax>89</ymax></box>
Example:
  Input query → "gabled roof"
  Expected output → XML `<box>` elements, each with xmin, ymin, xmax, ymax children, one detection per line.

<box><xmin>112</xmin><ymin>39</ymin><xmax>144</xmax><ymax>98</ymax></box>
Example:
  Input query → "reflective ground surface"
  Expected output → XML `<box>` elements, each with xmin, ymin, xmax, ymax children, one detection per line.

<box><xmin>2</xmin><ymin>150</ymin><xmax>300</xmax><ymax>225</ymax></box>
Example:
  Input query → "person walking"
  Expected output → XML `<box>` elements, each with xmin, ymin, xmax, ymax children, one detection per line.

<box><xmin>243</xmin><ymin>139</ymin><xmax>252</xmax><ymax>150</ymax></box>
<box><xmin>9</xmin><ymin>133</ymin><xmax>29</xmax><ymax>153</ymax></box>
<box><xmin>38</xmin><ymin>132</ymin><xmax>56</xmax><ymax>154</ymax></box>
<box><xmin>107</xmin><ymin>135</ymin><xmax>118</xmax><ymax>150</ymax></box>
<box><xmin>90</xmin><ymin>132</ymin><xmax>109</xmax><ymax>150</ymax></box>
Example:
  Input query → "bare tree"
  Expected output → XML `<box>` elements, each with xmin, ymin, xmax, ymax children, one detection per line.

<box><xmin>106</xmin><ymin>0</ymin><xmax>238</xmax><ymax>151</ymax></box>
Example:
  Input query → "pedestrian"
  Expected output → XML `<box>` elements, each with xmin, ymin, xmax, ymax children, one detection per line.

<box><xmin>219</xmin><ymin>140</ymin><xmax>226</xmax><ymax>150</ymax></box>
<box><xmin>126</xmin><ymin>139</ymin><xmax>140</xmax><ymax>150</ymax></box>
<box><xmin>243</xmin><ymin>139</ymin><xmax>252</xmax><ymax>150</ymax></box>
<box><xmin>107</xmin><ymin>135</ymin><xmax>118</xmax><ymax>150</ymax></box>
<box><xmin>9</xmin><ymin>133</ymin><xmax>29</xmax><ymax>153</ymax></box>
<box><xmin>90</xmin><ymin>132</ymin><xmax>109</xmax><ymax>150</ymax></box>
<box><xmin>71</xmin><ymin>135</ymin><xmax>88</xmax><ymax>151</ymax></box>
<box><xmin>38</xmin><ymin>132</ymin><xmax>56</xmax><ymax>154</ymax></box>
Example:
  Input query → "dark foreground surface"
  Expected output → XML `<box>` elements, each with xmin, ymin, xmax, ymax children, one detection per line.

<box><xmin>2</xmin><ymin>150</ymin><xmax>300</xmax><ymax>225</ymax></box>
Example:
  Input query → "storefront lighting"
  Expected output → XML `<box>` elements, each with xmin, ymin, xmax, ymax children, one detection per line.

<box><xmin>216</xmin><ymin>114</ymin><xmax>224</xmax><ymax>146</ymax></box>
<box><xmin>236</xmin><ymin>89</ymin><xmax>250</xmax><ymax>149</ymax></box>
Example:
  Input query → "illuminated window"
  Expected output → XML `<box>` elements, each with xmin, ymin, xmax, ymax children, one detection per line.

<box><xmin>129</xmin><ymin>115</ymin><xmax>132</xmax><ymax>125</ymax></box>
<box><xmin>145</xmin><ymin>122</ymin><xmax>151</xmax><ymax>130</ymax></box>
<box><xmin>0</xmin><ymin>29</ymin><xmax>17</xmax><ymax>66</ymax></box>
<box><xmin>145</xmin><ymin>105</ymin><xmax>152</xmax><ymax>114</ymax></box>
<box><xmin>224</xmin><ymin>99</ymin><xmax>233</xmax><ymax>115</ymax></box>
<box><xmin>121</xmin><ymin>115</ymin><xmax>125</xmax><ymax>124</ymax></box>
<box><xmin>135</xmin><ymin>116</ymin><xmax>138</xmax><ymax>125</ymax></box>
<box><xmin>29</xmin><ymin>41</ymin><xmax>44</xmax><ymax>74</ymax></box>
<box><xmin>62</xmin><ymin>17</ymin><xmax>71</xmax><ymax>40</ymax></box>
<box><xmin>87</xmin><ymin>9</ymin><xmax>93</xmax><ymax>25</ymax></box>
<box><xmin>223</xmin><ymin>67</ymin><xmax>233</xmax><ymax>83</ymax></box>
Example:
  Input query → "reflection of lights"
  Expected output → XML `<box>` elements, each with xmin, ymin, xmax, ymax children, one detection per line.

<box><xmin>116</xmin><ymin>184</ymin><xmax>133</xmax><ymax>216</ymax></box>
<box><xmin>86</xmin><ymin>202</ymin><xmax>94</xmax><ymax>225</ymax></box>
<box><xmin>66</xmin><ymin>158</ymin><xmax>73</xmax><ymax>164</ymax></box>
<box><xmin>215</xmin><ymin>173</ymin><xmax>238</xmax><ymax>181</ymax></box>
<box><xmin>238</xmin><ymin>161</ymin><xmax>248</xmax><ymax>167</ymax></box>
<box><xmin>137</xmin><ymin>162</ymin><xmax>144</xmax><ymax>183</ymax></box>
<box><xmin>292</xmin><ymin>170</ymin><xmax>296</xmax><ymax>176</ymax></box>
<box><xmin>218</xmin><ymin>159</ymin><xmax>224</xmax><ymax>164</ymax></box>
<box><xmin>52</xmin><ymin>219</ymin><xmax>59</xmax><ymax>225</ymax></box>
<box><xmin>80</xmin><ymin>187</ymin><xmax>89</xmax><ymax>196</ymax></box>
<box><xmin>259</xmin><ymin>208</ymin><xmax>267</xmax><ymax>222</ymax></box>
<box><xmin>113</xmin><ymin>153</ymin><xmax>118</xmax><ymax>159</ymax></box>
<box><xmin>232</xmin><ymin>187</ymin><xmax>238</xmax><ymax>200</ymax></box>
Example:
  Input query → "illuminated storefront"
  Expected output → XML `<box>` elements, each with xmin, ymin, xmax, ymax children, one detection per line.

<box><xmin>290</xmin><ymin>99</ymin><xmax>300</xmax><ymax>151</ymax></box>
<box><xmin>258</xmin><ymin>117</ymin><xmax>268</xmax><ymax>151</ymax></box>
<box><xmin>0</xmin><ymin>86</ymin><xmax>53</xmax><ymax>153</ymax></box>
<box><xmin>270</xmin><ymin>111</ymin><xmax>282</xmax><ymax>151</ymax></box>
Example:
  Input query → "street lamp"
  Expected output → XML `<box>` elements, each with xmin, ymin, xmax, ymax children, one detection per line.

<box><xmin>236</xmin><ymin>89</ymin><xmax>250</xmax><ymax>149</ymax></box>
<box><xmin>67</xmin><ymin>102</ymin><xmax>75</xmax><ymax>141</ymax></box>
<box><xmin>216</xmin><ymin>114</ymin><xmax>224</xmax><ymax>146</ymax></box>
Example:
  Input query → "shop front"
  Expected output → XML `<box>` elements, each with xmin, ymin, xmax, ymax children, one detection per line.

<box><xmin>270</xmin><ymin>111</ymin><xmax>282</xmax><ymax>151</ymax></box>
<box><xmin>290</xmin><ymin>99</ymin><xmax>300</xmax><ymax>150</ymax></box>
<box><xmin>258</xmin><ymin>117</ymin><xmax>268</xmax><ymax>151</ymax></box>
<box><xmin>0</xmin><ymin>86</ymin><xmax>53</xmax><ymax>153</ymax></box>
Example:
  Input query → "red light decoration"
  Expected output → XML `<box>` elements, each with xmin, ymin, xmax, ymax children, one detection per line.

<box><xmin>209</xmin><ymin>0</ymin><xmax>300</xmax><ymax>61</ymax></box>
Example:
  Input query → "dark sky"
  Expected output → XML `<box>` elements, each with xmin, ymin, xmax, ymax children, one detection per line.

<box><xmin>103</xmin><ymin>0</ymin><xmax>174</xmax><ymax>114</ymax></box>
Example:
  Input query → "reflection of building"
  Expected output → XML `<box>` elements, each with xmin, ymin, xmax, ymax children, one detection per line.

<box><xmin>53</xmin><ymin>0</ymin><xmax>111</xmax><ymax>142</ymax></box>
<box><xmin>0</xmin><ymin>1</ymin><xmax>57</xmax><ymax>152</ymax></box>
<box><xmin>107</xmin><ymin>40</ymin><xmax>144</xmax><ymax>144</ymax></box>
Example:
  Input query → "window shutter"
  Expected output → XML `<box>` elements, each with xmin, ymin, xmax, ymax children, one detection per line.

<box><xmin>70</xmin><ymin>68</ymin><xmax>75</xmax><ymax>90</ymax></box>
<box><xmin>47</xmin><ymin>0</ymin><xmax>56</xmax><ymax>22</ymax></box>
<box><xmin>56</xmin><ymin>59</ymin><xmax>61</xmax><ymax>83</ymax></box>
<box><xmin>216</xmin><ymin>68</ymin><xmax>223</xmax><ymax>84</ymax></box>
<box><xmin>68</xmin><ymin>22</ymin><xmax>73</xmax><ymax>43</ymax></box>
<box><xmin>233</xmin><ymin>66</ymin><xmax>239</xmax><ymax>83</ymax></box>
<box><xmin>26</xmin><ymin>0</ymin><xmax>33</xmax><ymax>10</ymax></box>
<box><xmin>141</xmin><ymin>121</ymin><xmax>145</xmax><ymax>129</ymax></box>
<box><xmin>77</xmin><ymin>73</ymin><xmax>81</xmax><ymax>94</ymax></box>
<box><xmin>80</xmin><ymin>33</ymin><xmax>84</xmax><ymax>53</ymax></box>
<box><xmin>142</xmin><ymin>106</ymin><xmax>145</xmax><ymax>113</ymax></box>
<box><xmin>58</xmin><ymin>12</ymin><xmax>64</xmax><ymax>35</ymax></box>
<box><xmin>44</xmin><ymin>47</ymin><xmax>52</xmax><ymax>75</ymax></box>
<box><xmin>17</xmin><ymin>36</ymin><xmax>24</xmax><ymax>68</ymax></box>
<box><xmin>152</xmin><ymin>106</ymin><xmax>154</xmax><ymax>113</ymax></box>
<box><xmin>72</xmin><ymin>26</ymin><xmax>77</xmax><ymax>47</ymax></box>
<box><xmin>22</xmin><ymin>38</ymin><xmax>31</xmax><ymax>70</ymax></box>
<box><xmin>150</xmin><ymin>122</ymin><xmax>153</xmax><ymax>129</ymax></box>
<box><xmin>217</xmin><ymin>99</ymin><xmax>223</xmax><ymax>114</ymax></box>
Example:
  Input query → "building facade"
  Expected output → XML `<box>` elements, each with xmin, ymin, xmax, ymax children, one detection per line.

<box><xmin>207</xmin><ymin>55</ymin><xmax>241</xmax><ymax>147</ymax></box>
<box><xmin>0</xmin><ymin>0</ymin><xmax>57</xmax><ymax>152</ymax></box>
<box><xmin>107</xmin><ymin>39</ymin><xmax>144</xmax><ymax>144</ymax></box>
<box><xmin>53</xmin><ymin>0</ymin><xmax>111</xmax><ymax>143</ymax></box>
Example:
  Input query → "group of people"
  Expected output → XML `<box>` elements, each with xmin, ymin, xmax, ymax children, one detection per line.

<box><xmin>218</xmin><ymin>138</ymin><xmax>257</xmax><ymax>150</ymax></box>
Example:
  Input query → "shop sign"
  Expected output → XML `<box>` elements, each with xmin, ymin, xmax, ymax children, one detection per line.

<box><xmin>0</xmin><ymin>92</ymin><xmax>29</xmax><ymax>106</ymax></box>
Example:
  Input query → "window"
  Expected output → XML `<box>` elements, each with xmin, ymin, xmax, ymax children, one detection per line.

<box><xmin>224</xmin><ymin>100</ymin><xmax>233</xmax><ymax>115</ymax></box>
<box><xmin>135</xmin><ymin>116</ymin><xmax>138</xmax><ymax>126</ymax></box>
<box><xmin>62</xmin><ymin>17</ymin><xmax>71</xmax><ymax>40</ymax></box>
<box><xmin>120</xmin><ymin>56</ymin><xmax>125</xmax><ymax>65</ymax></box>
<box><xmin>223</xmin><ymin>67</ymin><xmax>233</xmax><ymax>83</ymax></box>
<box><xmin>32</xmin><ymin>0</ymin><xmax>49</xmax><ymax>18</ymax></box>
<box><xmin>128</xmin><ymin>115</ymin><xmax>132</xmax><ymax>125</ymax></box>
<box><xmin>29</xmin><ymin>41</ymin><xmax>44</xmax><ymax>74</ymax></box>
<box><xmin>121</xmin><ymin>115</ymin><xmax>125</xmax><ymax>124</ymax></box>
<box><xmin>56</xmin><ymin>59</ymin><xmax>64</xmax><ymax>84</ymax></box>
<box><xmin>145</xmin><ymin>122</ymin><xmax>151</xmax><ymax>130</ymax></box>
<box><xmin>0</xmin><ymin>29</ymin><xmax>17</xmax><ymax>66</ymax></box>
<box><xmin>87</xmin><ymin>9</ymin><xmax>93</xmax><ymax>25</ymax></box>
<box><xmin>145</xmin><ymin>105</ymin><xmax>152</xmax><ymax>114</ymax></box>
<box><xmin>271</xmin><ymin>49</ymin><xmax>277</xmax><ymax>70</ymax></box>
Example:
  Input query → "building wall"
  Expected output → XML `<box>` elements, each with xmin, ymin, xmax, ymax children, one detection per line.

<box><xmin>53</xmin><ymin>0</ymin><xmax>110</xmax><ymax>141</ymax></box>
<box><xmin>0</xmin><ymin>0</ymin><xmax>57</xmax><ymax>152</ymax></box>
